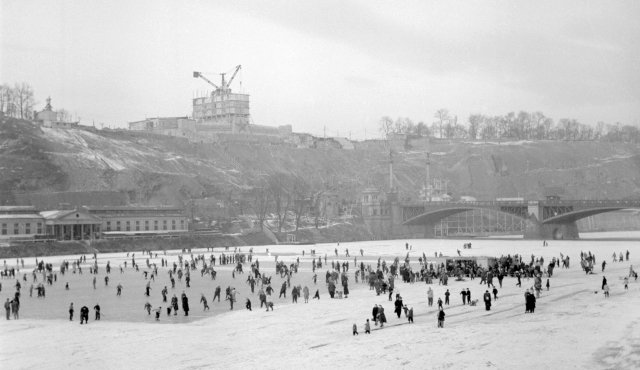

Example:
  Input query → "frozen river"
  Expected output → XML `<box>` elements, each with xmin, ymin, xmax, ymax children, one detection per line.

<box><xmin>1</xmin><ymin>232</ymin><xmax>640</xmax><ymax>369</ymax></box>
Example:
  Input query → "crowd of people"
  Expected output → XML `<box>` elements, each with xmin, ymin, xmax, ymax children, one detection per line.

<box><xmin>1</xmin><ymin>243</ymin><xmax>636</xmax><ymax>338</ymax></box>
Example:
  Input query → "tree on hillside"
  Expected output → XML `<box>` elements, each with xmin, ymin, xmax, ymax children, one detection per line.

<box><xmin>433</xmin><ymin>109</ymin><xmax>450</xmax><ymax>138</ymax></box>
<box><xmin>379</xmin><ymin>116</ymin><xmax>393</xmax><ymax>137</ymax></box>
<box><xmin>250</xmin><ymin>182</ymin><xmax>271</xmax><ymax>230</ymax></box>
<box><xmin>415</xmin><ymin>121</ymin><xmax>429</xmax><ymax>137</ymax></box>
<box><xmin>268</xmin><ymin>174</ymin><xmax>292</xmax><ymax>233</ymax></box>
<box><xmin>0</xmin><ymin>84</ymin><xmax>15</xmax><ymax>116</ymax></box>
<box><xmin>468</xmin><ymin>114</ymin><xmax>482</xmax><ymax>140</ymax></box>
<box><xmin>14</xmin><ymin>82</ymin><xmax>35</xmax><ymax>120</ymax></box>
<box><xmin>291</xmin><ymin>176</ymin><xmax>310</xmax><ymax>231</ymax></box>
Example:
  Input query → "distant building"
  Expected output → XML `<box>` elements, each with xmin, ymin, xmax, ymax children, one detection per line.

<box><xmin>35</xmin><ymin>97</ymin><xmax>78</xmax><ymax>129</ymax></box>
<box><xmin>0</xmin><ymin>205</ymin><xmax>188</xmax><ymax>242</ymax></box>
<box><xmin>128</xmin><ymin>117</ymin><xmax>195</xmax><ymax>137</ymax></box>
<box><xmin>85</xmin><ymin>206</ymin><xmax>188</xmax><ymax>235</ymax></box>
<box><xmin>0</xmin><ymin>206</ymin><xmax>45</xmax><ymax>241</ymax></box>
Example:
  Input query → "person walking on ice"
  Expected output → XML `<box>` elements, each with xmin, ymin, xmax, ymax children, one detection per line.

<box><xmin>364</xmin><ymin>319</ymin><xmax>371</xmax><ymax>334</ymax></box>
<box><xmin>437</xmin><ymin>308</ymin><xmax>445</xmax><ymax>328</ymax></box>
<box><xmin>200</xmin><ymin>294</ymin><xmax>210</xmax><ymax>310</ymax></box>
<box><xmin>352</xmin><ymin>323</ymin><xmax>359</xmax><ymax>336</ymax></box>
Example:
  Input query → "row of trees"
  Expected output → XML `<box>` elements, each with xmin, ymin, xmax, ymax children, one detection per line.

<box><xmin>0</xmin><ymin>83</ymin><xmax>36</xmax><ymax>120</ymax></box>
<box><xmin>249</xmin><ymin>174</ymin><xmax>336</xmax><ymax>232</ymax></box>
<box><xmin>380</xmin><ymin>109</ymin><xmax>640</xmax><ymax>143</ymax></box>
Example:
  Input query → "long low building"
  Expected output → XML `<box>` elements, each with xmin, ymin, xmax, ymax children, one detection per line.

<box><xmin>0</xmin><ymin>205</ymin><xmax>189</xmax><ymax>243</ymax></box>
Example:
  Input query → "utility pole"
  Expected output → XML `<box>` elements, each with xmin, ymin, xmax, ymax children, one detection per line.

<box><xmin>426</xmin><ymin>152</ymin><xmax>431</xmax><ymax>202</ymax></box>
<box><xmin>389</xmin><ymin>150</ymin><xmax>394</xmax><ymax>192</ymax></box>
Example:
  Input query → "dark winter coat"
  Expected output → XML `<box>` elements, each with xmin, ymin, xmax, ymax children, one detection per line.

<box><xmin>181</xmin><ymin>294</ymin><xmax>189</xmax><ymax>312</ymax></box>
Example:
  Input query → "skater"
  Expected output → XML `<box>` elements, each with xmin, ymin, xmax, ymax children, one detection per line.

<box><xmin>4</xmin><ymin>298</ymin><xmax>10</xmax><ymax>320</ymax></box>
<box><xmin>408</xmin><ymin>307</ymin><xmax>414</xmax><ymax>323</ymax></box>
<box><xmin>377</xmin><ymin>306</ymin><xmax>387</xmax><ymax>328</ymax></box>
<box><xmin>483</xmin><ymin>290</ymin><xmax>492</xmax><ymax>311</ymax></box>
<box><xmin>144</xmin><ymin>302</ymin><xmax>152</xmax><ymax>315</ymax></box>
<box><xmin>303</xmin><ymin>286</ymin><xmax>310</xmax><ymax>303</ymax></box>
<box><xmin>69</xmin><ymin>303</ymin><xmax>74</xmax><ymax>321</ymax></box>
<box><xmin>437</xmin><ymin>308</ymin><xmax>445</xmax><ymax>328</ymax></box>
<box><xmin>200</xmin><ymin>294</ymin><xmax>210</xmax><ymax>310</ymax></box>
<box><xmin>155</xmin><ymin>307</ymin><xmax>162</xmax><ymax>321</ymax></box>
<box><xmin>245</xmin><ymin>298</ymin><xmax>252</xmax><ymax>311</ymax></box>
<box><xmin>437</xmin><ymin>297</ymin><xmax>443</xmax><ymax>309</ymax></box>
<box><xmin>427</xmin><ymin>287</ymin><xmax>434</xmax><ymax>307</ymax></box>
<box><xmin>93</xmin><ymin>304</ymin><xmax>101</xmax><ymax>320</ymax></box>
<box><xmin>603</xmin><ymin>284</ymin><xmax>610</xmax><ymax>297</ymax></box>
<box><xmin>213</xmin><ymin>286</ymin><xmax>221</xmax><ymax>302</ymax></box>
<box><xmin>80</xmin><ymin>306</ymin><xmax>89</xmax><ymax>324</ymax></box>
<box><xmin>624</xmin><ymin>277</ymin><xmax>629</xmax><ymax>290</ymax></box>
<box><xmin>352</xmin><ymin>323</ymin><xmax>359</xmax><ymax>336</ymax></box>
<box><xmin>394</xmin><ymin>295</ymin><xmax>403</xmax><ymax>318</ymax></box>
<box><xmin>546</xmin><ymin>279</ymin><xmax>550</xmax><ymax>291</ymax></box>
<box><xmin>492</xmin><ymin>287</ymin><xmax>498</xmax><ymax>300</ymax></box>
<box><xmin>228</xmin><ymin>288</ymin><xmax>236</xmax><ymax>310</ymax></box>
<box><xmin>460</xmin><ymin>289</ymin><xmax>467</xmax><ymax>305</ymax></box>
<box><xmin>444</xmin><ymin>289</ymin><xmax>450</xmax><ymax>305</ymax></box>
<box><xmin>171</xmin><ymin>294</ymin><xmax>179</xmax><ymax>315</ymax></box>
<box><xmin>181</xmin><ymin>292</ymin><xmax>189</xmax><ymax>316</ymax></box>
<box><xmin>364</xmin><ymin>319</ymin><xmax>371</xmax><ymax>334</ymax></box>
<box><xmin>602</xmin><ymin>276</ymin><xmax>607</xmax><ymax>290</ymax></box>
<box><xmin>117</xmin><ymin>283</ymin><xmax>123</xmax><ymax>296</ymax></box>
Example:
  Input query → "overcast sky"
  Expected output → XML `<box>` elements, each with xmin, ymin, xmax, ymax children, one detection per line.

<box><xmin>2</xmin><ymin>0</ymin><xmax>639</xmax><ymax>138</ymax></box>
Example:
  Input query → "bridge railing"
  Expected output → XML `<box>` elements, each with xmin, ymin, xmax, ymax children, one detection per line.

<box><xmin>400</xmin><ymin>200</ymin><xmax>529</xmax><ymax>208</ymax></box>
<box><xmin>539</xmin><ymin>199</ymin><xmax>640</xmax><ymax>207</ymax></box>
<box><xmin>401</xmin><ymin>199</ymin><xmax>640</xmax><ymax>208</ymax></box>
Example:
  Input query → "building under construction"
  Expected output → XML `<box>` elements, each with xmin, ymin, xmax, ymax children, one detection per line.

<box><xmin>129</xmin><ymin>64</ymin><xmax>292</xmax><ymax>141</ymax></box>
<box><xmin>192</xmin><ymin>65</ymin><xmax>251</xmax><ymax>131</ymax></box>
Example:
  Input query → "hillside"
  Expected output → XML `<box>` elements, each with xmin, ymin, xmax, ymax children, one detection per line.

<box><xmin>1</xmin><ymin>117</ymin><xmax>639</xmax><ymax>214</ymax></box>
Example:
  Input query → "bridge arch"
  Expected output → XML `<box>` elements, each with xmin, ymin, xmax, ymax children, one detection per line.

<box><xmin>542</xmin><ymin>207</ymin><xmax>640</xmax><ymax>225</ymax></box>
<box><xmin>403</xmin><ymin>206</ymin><xmax>528</xmax><ymax>226</ymax></box>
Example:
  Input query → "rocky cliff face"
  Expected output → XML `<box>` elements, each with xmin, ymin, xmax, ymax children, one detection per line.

<box><xmin>1</xmin><ymin>117</ymin><xmax>639</xmax><ymax>210</ymax></box>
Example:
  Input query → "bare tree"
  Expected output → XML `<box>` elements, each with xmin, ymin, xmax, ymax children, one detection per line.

<box><xmin>434</xmin><ymin>109</ymin><xmax>450</xmax><ymax>139</ymax></box>
<box><xmin>268</xmin><ymin>174</ymin><xmax>292</xmax><ymax>233</ymax></box>
<box><xmin>379</xmin><ymin>116</ymin><xmax>393</xmax><ymax>137</ymax></box>
<box><xmin>13</xmin><ymin>82</ymin><xmax>35</xmax><ymax>119</ymax></box>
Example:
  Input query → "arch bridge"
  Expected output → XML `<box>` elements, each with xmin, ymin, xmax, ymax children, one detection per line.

<box><xmin>401</xmin><ymin>199</ymin><xmax>640</xmax><ymax>239</ymax></box>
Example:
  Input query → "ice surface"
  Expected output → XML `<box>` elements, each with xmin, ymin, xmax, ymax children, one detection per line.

<box><xmin>1</xmin><ymin>235</ymin><xmax>640</xmax><ymax>369</ymax></box>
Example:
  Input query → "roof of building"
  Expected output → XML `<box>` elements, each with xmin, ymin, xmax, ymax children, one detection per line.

<box><xmin>0</xmin><ymin>214</ymin><xmax>43</xmax><ymax>220</ymax></box>
<box><xmin>84</xmin><ymin>206</ymin><xmax>184</xmax><ymax>212</ymax></box>
<box><xmin>0</xmin><ymin>206</ymin><xmax>38</xmax><ymax>213</ymax></box>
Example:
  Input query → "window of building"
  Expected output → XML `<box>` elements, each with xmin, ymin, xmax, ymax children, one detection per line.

<box><xmin>116</xmin><ymin>221</ymin><xmax>121</xmax><ymax>231</ymax></box>
<box><xmin>126</xmin><ymin>221</ymin><xmax>131</xmax><ymax>231</ymax></box>
<box><xmin>106</xmin><ymin>221</ymin><xmax>111</xmax><ymax>232</ymax></box>
<box><xmin>37</xmin><ymin>223</ymin><xmax>42</xmax><ymax>234</ymax></box>
<box><xmin>172</xmin><ymin>220</ymin><xmax>176</xmax><ymax>230</ymax></box>
<box><xmin>25</xmin><ymin>223</ymin><xmax>31</xmax><ymax>234</ymax></box>
<box><xmin>163</xmin><ymin>220</ymin><xmax>167</xmax><ymax>230</ymax></box>
<box><xmin>145</xmin><ymin>220</ymin><xmax>149</xmax><ymax>231</ymax></box>
<box><xmin>154</xmin><ymin>220</ymin><xmax>158</xmax><ymax>231</ymax></box>
<box><xmin>180</xmin><ymin>219</ymin><xmax>185</xmax><ymax>229</ymax></box>
<box><xmin>136</xmin><ymin>220</ymin><xmax>140</xmax><ymax>231</ymax></box>
<box><xmin>14</xmin><ymin>223</ymin><xmax>19</xmax><ymax>234</ymax></box>
<box><xmin>1</xmin><ymin>223</ymin><xmax>6</xmax><ymax>235</ymax></box>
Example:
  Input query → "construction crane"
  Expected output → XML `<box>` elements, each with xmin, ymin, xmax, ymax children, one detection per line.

<box><xmin>193</xmin><ymin>65</ymin><xmax>242</xmax><ymax>95</ymax></box>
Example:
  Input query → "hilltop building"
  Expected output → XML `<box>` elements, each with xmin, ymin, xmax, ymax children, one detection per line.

<box><xmin>35</xmin><ymin>97</ymin><xmax>78</xmax><ymax>129</ymax></box>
